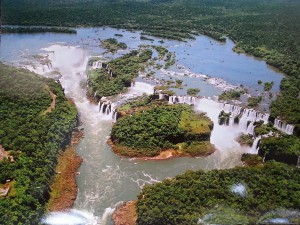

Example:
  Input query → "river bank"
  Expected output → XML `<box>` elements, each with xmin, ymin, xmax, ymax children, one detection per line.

<box><xmin>108</xmin><ymin>139</ymin><xmax>216</xmax><ymax>160</ymax></box>
<box><xmin>113</xmin><ymin>201</ymin><xmax>137</xmax><ymax>225</ymax></box>
<box><xmin>46</xmin><ymin>128</ymin><xmax>84</xmax><ymax>212</ymax></box>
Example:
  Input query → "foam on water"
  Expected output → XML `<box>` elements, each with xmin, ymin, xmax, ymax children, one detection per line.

<box><xmin>42</xmin><ymin>209</ymin><xmax>97</xmax><ymax>225</ymax></box>
<box><xmin>129</xmin><ymin>81</ymin><xmax>154</xmax><ymax>95</ymax></box>
<box><xmin>131</xmin><ymin>171</ymin><xmax>160</xmax><ymax>189</ymax></box>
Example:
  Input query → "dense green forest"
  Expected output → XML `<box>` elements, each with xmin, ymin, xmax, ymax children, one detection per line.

<box><xmin>0</xmin><ymin>64</ymin><xmax>77</xmax><ymax>224</ymax></box>
<box><xmin>136</xmin><ymin>162</ymin><xmax>300</xmax><ymax>225</ymax></box>
<box><xmin>111</xmin><ymin>98</ymin><xmax>214</xmax><ymax>157</ymax></box>
<box><xmin>3</xmin><ymin>0</ymin><xmax>300</xmax><ymax>135</ymax></box>
<box><xmin>259</xmin><ymin>136</ymin><xmax>300</xmax><ymax>165</ymax></box>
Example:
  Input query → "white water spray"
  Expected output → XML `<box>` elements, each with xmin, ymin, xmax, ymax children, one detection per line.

<box><xmin>42</xmin><ymin>210</ymin><xmax>98</xmax><ymax>225</ymax></box>
<box><xmin>168</xmin><ymin>95</ymin><xmax>197</xmax><ymax>105</ymax></box>
<box><xmin>274</xmin><ymin>119</ymin><xmax>294</xmax><ymax>135</ymax></box>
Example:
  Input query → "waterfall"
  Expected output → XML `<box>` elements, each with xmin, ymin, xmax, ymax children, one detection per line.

<box><xmin>274</xmin><ymin>119</ymin><xmax>294</xmax><ymax>135</ymax></box>
<box><xmin>112</xmin><ymin>111</ymin><xmax>118</xmax><ymax>122</ymax></box>
<box><xmin>98</xmin><ymin>101</ymin><xmax>117</xmax><ymax>120</ymax></box>
<box><xmin>221</xmin><ymin>104</ymin><xmax>269</xmax><ymax>135</ymax></box>
<box><xmin>249</xmin><ymin>136</ymin><xmax>261</xmax><ymax>154</ymax></box>
<box><xmin>91</xmin><ymin>61</ymin><xmax>102</xmax><ymax>70</ymax></box>
<box><xmin>223</xmin><ymin>103</ymin><xmax>242</xmax><ymax>116</ymax></box>
<box><xmin>168</xmin><ymin>95</ymin><xmax>197</xmax><ymax>105</ymax></box>
<box><xmin>99</xmin><ymin>102</ymin><xmax>104</xmax><ymax>113</ymax></box>
<box><xmin>159</xmin><ymin>93</ymin><xmax>164</xmax><ymax>100</ymax></box>
<box><xmin>246</xmin><ymin>122</ymin><xmax>255</xmax><ymax>134</ymax></box>
<box><xmin>168</xmin><ymin>96</ymin><xmax>176</xmax><ymax>104</ymax></box>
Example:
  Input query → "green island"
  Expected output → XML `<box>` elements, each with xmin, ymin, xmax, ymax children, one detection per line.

<box><xmin>219</xmin><ymin>90</ymin><xmax>242</xmax><ymax>101</ymax></box>
<box><xmin>110</xmin><ymin>96</ymin><xmax>214</xmax><ymax>157</ymax></box>
<box><xmin>140</xmin><ymin>35</ymin><xmax>154</xmax><ymax>42</ymax></box>
<box><xmin>101</xmin><ymin>38</ymin><xmax>127</xmax><ymax>53</ymax></box>
<box><xmin>88</xmin><ymin>49</ymin><xmax>152</xmax><ymax>98</ymax></box>
<box><xmin>4</xmin><ymin>0</ymin><xmax>300</xmax><ymax>136</ymax></box>
<box><xmin>136</xmin><ymin>162</ymin><xmax>300</xmax><ymax>225</ymax></box>
<box><xmin>0</xmin><ymin>63</ymin><xmax>78</xmax><ymax>224</ymax></box>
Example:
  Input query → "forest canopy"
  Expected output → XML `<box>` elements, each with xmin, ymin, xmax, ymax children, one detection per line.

<box><xmin>136</xmin><ymin>162</ymin><xmax>300</xmax><ymax>225</ymax></box>
<box><xmin>0</xmin><ymin>63</ymin><xmax>77</xmax><ymax>224</ymax></box>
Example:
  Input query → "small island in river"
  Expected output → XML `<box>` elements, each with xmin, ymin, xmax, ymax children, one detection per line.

<box><xmin>109</xmin><ymin>95</ymin><xmax>215</xmax><ymax>159</ymax></box>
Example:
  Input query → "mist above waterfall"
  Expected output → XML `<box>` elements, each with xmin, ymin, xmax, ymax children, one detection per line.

<box><xmin>42</xmin><ymin>210</ymin><xmax>97</xmax><ymax>225</ymax></box>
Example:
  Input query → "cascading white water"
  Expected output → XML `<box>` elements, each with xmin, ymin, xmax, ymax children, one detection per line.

<box><xmin>98</xmin><ymin>101</ymin><xmax>116</xmax><ymax>120</ymax></box>
<box><xmin>96</xmin><ymin>82</ymin><xmax>154</xmax><ymax>121</ymax></box>
<box><xmin>173</xmin><ymin>97</ymin><xmax>270</xmax><ymax>153</ymax></box>
<box><xmin>246</xmin><ymin>122</ymin><xmax>255</xmax><ymax>135</ymax></box>
<box><xmin>91</xmin><ymin>61</ymin><xmax>102</xmax><ymax>70</ymax></box>
<box><xmin>168</xmin><ymin>95</ymin><xmax>175</xmax><ymax>104</ymax></box>
<box><xmin>249</xmin><ymin>136</ymin><xmax>261</xmax><ymax>154</ymax></box>
<box><xmin>223</xmin><ymin>103</ymin><xmax>242</xmax><ymax>115</ymax></box>
<box><xmin>130</xmin><ymin>81</ymin><xmax>154</xmax><ymax>95</ymax></box>
<box><xmin>168</xmin><ymin>95</ymin><xmax>197</xmax><ymax>105</ymax></box>
<box><xmin>274</xmin><ymin>119</ymin><xmax>294</xmax><ymax>135</ymax></box>
<box><xmin>171</xmin><ymin>96</ymin><xmax>269</xmax><ymax>136</ymax></box>
<box><xmin>194</xmin><ymin>98</ymin><xmax>249</xmax><ymax>154</ymax></box>
<box><xmin>222</xmin><ymin>104</ymin><xmax>269</xmax><ymax>135</ymax></box>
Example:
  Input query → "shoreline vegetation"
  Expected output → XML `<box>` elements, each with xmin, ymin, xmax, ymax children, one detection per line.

<box><xmin>108</xmin><ymin>140</ymin><xmax>215</xmax><ymax>160</ymax></box>
<box><xmin>0</xmin><ymin>63</ymin><xmax>78</xmax><ymax>224</ymax></box>
<box><xmin>116</xmin><ymin>162</ymin><xmax>299</xmax><ymax>225</ymax></box>
<box><xmin>46</xmin><ymin>127</ymin><xmax>83</xmax><ymax>212</ymax></box>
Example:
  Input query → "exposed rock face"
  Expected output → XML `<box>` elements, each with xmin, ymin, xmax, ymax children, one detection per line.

<box><xmin>47</xmin><ymin>129</ymin><xmax>83</xmax><ymax>212</ymax></box>
<box><xmin>113</xmin><ymin>201</ymin><xmax>137</xmax><ymax>225</ymax></box>
<box><xmin>0</xmin><ymin>145</ymin><xmax>8</xmax><ymax>161</ymax></box>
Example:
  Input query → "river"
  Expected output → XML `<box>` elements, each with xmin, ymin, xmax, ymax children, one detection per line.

<box><xmin>0</xmin><ymin>27</ymin><xmax>284</xmax><ymax>224</ymax></box>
